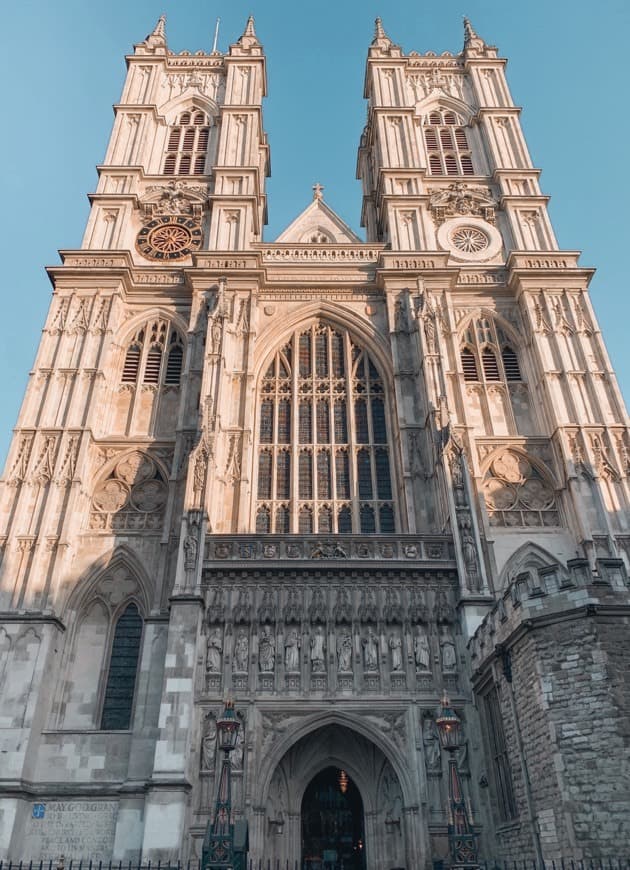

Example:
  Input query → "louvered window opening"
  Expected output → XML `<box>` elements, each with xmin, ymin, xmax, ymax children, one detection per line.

<box><xmin>255</xmin><ymin>323</ymin><xmax>395</xmax><ymax>533</ymax></box>
<box><xmin>121</xmin><ymin>321</ymin><xmax>184</xmax><ymax>387</ymax></box>
<box><xmin>100</xmin><ymin>604</ymin><xmax>143</xmax><ymax>731</ymax></box>
<box><xmin>163</xmin><ymin>111</ymin><xmax>210</xmax><ymax>176</ymax></box>
<box><xmin>424</xmin><ymin>110</ymin><xmax>474</xmax><ymax>177</ymax></box>
<box><xmin>460</xmin><ymin>318</ymin><xmax>522</xmax><ymax>386</ymax></box>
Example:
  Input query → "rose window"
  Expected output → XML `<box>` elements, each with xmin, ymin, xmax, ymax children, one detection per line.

<box><xmin>450</xmin><ymin>226</ymin><xmax>489</xmax><ymax>253</ymax></box>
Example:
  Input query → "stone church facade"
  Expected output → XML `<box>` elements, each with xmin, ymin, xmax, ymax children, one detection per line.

<box><xmin>0</xmin><ymin>14</ymin><xmax>629</xmax><ymax>869</ymax></box>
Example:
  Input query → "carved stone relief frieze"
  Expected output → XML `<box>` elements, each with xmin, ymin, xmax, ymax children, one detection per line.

<box><xmin>200</xmin><ymin>582</ymin><xmax>458</xmax><ymax>697</ymax></box>
<box><xmin>429</xmin><ymin>182</ymin><xmax>497</xmax><ymax>225</ymax></box>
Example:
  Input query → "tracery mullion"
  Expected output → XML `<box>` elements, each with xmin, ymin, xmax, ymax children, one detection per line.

<box><xmin>290</xmin><ymin>330</ymin><xmax>300</xmax><ymax>532</ymax></box>
<box><xmin>364</xmin><ymin>358</ymin><xmax>380</xmax><ymax>531</ymax></box>
<box><xmin>344</xmin><ymin>330</ymin><xmax>360</xmax><ymax>530</ymax></box>
<box><xmin>310</xmin><ymin>325</ymin><xmax>318</xmax><ymax>531</ymax></box>
<box><xmin>129</xmin><ymin>328</ymin><xmax>152</xmax><ymax>435</ymax></box>
<box><xmin>328</xmin><ymin>326</ymin><xmax>340</xmax><ymax>532</ymax></box>
<box><xmin>491</xmin><ymin>320</ymin><xmax>519</xmax><ymax>434</ymax></box>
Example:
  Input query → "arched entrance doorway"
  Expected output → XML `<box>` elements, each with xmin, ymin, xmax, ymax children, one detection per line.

<box><xmin>301</xmin><ymin>766</ymin><xmax>365</xmax><ymax>870</ymax></box>
<box><xmin>260</xmin><ymin>723</ymin><xmax>413</xmax><ymax>870</ymax></box>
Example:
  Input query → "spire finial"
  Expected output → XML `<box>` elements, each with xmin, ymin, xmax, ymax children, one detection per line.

<box><xmin>372</xmin><ymin>17</ymin><xmax>392</xmax><ymax>45</ymax></box>
<box><xmin>312</xmin><ymin>182</ymin><xmax>324</xmax><ymax>201</ymax></box>
<box><xmin>462</xmin><ymin>16</ymin><xmax>486</xmax><ymax>52</ymax></box>
<box><xmin>235</xmin><ymin>14</ymin><xmax>260</xmax><ymax>49</ymax></box>
<box><xmin>244</xmin><ymin>15</ymin><xmax>256</xmax><ymax>38</ymax></box>
<box><xmin>153</xmin><ymin>14</ymin><xmax>166</xmax><ymax>38</ymax></box>
<box><xmin>142</xmin><ymin>13</ymin><xmax>167</xmax><ymax>51</ymax></box>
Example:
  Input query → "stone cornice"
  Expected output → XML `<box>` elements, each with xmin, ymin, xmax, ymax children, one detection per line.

<box><xmin>0</xmin><ymin>612</ymin><xmax>66</xmax><ymax>631</ymax></box>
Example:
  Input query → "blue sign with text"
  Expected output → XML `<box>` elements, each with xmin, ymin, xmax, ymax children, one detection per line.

<box><xmin>32</xmin><ymin>803</ymin><xmax>46</xmax><ymax>819</ymax></box>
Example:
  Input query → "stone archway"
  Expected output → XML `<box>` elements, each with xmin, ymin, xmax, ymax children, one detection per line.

<box><xmin>260</xmin><ymin>724</ymin><xmax>410</xmax><ymax>870</ymax></box>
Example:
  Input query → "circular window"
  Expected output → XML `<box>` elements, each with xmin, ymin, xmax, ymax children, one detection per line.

<box><xmin>450</xmin><ymin>226</ymin><xmax>489</xmax><ymax>254</ymax></box>
<box><xmin>136</xmin><ymin>216</ymin><xmax>203</xmax><ymax>260</ymax></box>
<box><xmin>436</xmin><ymin>216</ymin><xmax>503</xmax><ymax>262</ymax></box>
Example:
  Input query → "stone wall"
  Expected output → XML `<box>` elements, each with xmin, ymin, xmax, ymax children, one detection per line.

<box><xmin>470</xmin><ymin>558</ymin><xmax>630</xmax><ymax>860</ymax></box>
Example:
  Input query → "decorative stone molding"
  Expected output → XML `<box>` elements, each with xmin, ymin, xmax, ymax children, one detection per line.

<box><xmin>205</xmin><ymin>535</ymin><xmax>454</xmax><ymax>564</ymax></box>
<box><xmin>429</xmin><ymin>182</ymin><xmax>497</xmax><ymax>225</ymax></box>
<box><xmin>140</xmin><ymin>179</ymin><xmax>208</xmax><ymax>223</ymax></box>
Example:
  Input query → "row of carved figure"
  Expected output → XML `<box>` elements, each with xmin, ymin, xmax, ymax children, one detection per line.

<box><xmin>206</xmin><ymin>623</ymin><xmax>458</xmax><ymax>674</ymax></box>
<box><xmin>205</xmin><ymin>585</ymin><xmax>457</xmax><ymax>627</ymax></box>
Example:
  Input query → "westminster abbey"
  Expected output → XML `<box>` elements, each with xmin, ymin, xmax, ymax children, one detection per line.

<box><xmin>0</xmin><ymin>15</ymin><xmax>629</xmax><ymax>869</ymax></box>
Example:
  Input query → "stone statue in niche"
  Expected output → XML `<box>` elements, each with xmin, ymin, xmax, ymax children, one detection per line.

<box><xmin>183</xmin><ymin>533</ymin><xmax>198</xmax><ymax>570</ymax></box>
<box><xmin>201</xmin><ymin>713</ymin><xmax>217</xmax><ymax>771</ymax></box>
<box><xmin>380</xmin><ymin>765</ymin><xmax>403</xmax><ymax>824</ymax></box>
<box><xmin>422</xmin><ymin>715</ymin><xmax>441</xmax><ymax>774</ymax></box>
<box><xmin>231</xmin><ymin>723</ymin><xmax>245</xmax><ymax>772</ymax></box>
<box><xmin>414</xmin><ymin>628</ymin><xmax>431</xmax><ymax>671</ymax></box>
<box><xmin>440</xmin><ymin>627</ymin><xmax>457</xmax><ymax>672</ymax></box>
<box><xmin>284</xmin><ymin>628</ymin><xmax>300</xmax><ymax>671</ymax></box>
<box><xmin>389</xmin><ymin>633</ymin><xmax>403</xmax><ymax>671</ymax></box>
<box><xmin>258</xmin><ymin>625</ymin><xmax>275</xmax><ymax>672</ymax></box>
<box><xmin>337</xmin><ymin>632</ymin><xmax>353</xmax><ymax>672</ymax></box>
<box><xmin>362</xmin><ymin>628</ymin><xmax>379</xmax><ymax>671</ymax></box>
<box><xmin>449</xmin><ymin>449</ymin><xmax>467</xmax><ymax>507</ymax></box>
<box><xmin>310</xmin><ymin>626</ymin><xmax>326</xmax><ymax>672</ymax></box>
<box><xmin>233</xmin><ymin>630</ymin><xmax>249</xmax><ymax>672</ymax></box>
<box><xmin>394</xmin><ymin>298</ymin><xmax>408</xmax><ymax>332</ymax></box>
<box><xmin>206</xmin><ymin>627</ymin><xmax>223</xmax><ymax>672</ymax></box>
<box><xmin>436</xmin><ymin>589</ymin><xmax>455</xmax><ymax>624</ymax></box>
<box><xmin>459</xmin><ymin>516</ymin><xmax>481</xmax><ymax>592</ymax></box>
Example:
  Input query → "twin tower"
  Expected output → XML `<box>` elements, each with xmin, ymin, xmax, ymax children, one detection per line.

<box><xmin>1</xmin><ymin>14</ymin><xmax>629</xmax><ymax>869</ymax></box>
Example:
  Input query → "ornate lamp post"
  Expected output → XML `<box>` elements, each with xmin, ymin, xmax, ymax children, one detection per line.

<box><xmin>203</xmin><ymin>699</ymin><xmax>241</xmax><ymax>870</ymax></box>
<box><xmin>436</xmin><ymin>693</ymin><xmax>479</xmax><ymax>869</ymax></box>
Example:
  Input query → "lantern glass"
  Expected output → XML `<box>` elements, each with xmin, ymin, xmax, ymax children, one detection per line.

<box><xmin>436</xmin><ymin>696</ymin><xmax>461</xmax><ymax>751</ymax></box>
<box><xmin>217</xmin><ymin>701</ymin><xmax>240</xmax><ymax>752</ymax></box>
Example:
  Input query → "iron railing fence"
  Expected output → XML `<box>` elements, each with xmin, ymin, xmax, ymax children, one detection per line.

<box><xmin>0</xmin><ymin>861</ymin><xmax>628</xmax><ymax>870</ymax></box>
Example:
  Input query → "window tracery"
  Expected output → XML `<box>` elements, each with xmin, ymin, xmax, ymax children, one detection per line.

<box><xmin>423</xmin><ymin>109</ymin><xmax>474</xmax><ymax>176</ymax></box>
<box><xmin>90</xmin><ymin>451</ymin><xmax>168</xmax><ymax>531</ymax></box>
<box><xmin>482</xmin><ymin>450</ymin><xmax>559</xmax><ymax>528</ymax></box>
<box><xmin>163</xmin><ymin>110</ymin><xmax>210</xmax><ymax>176</ymax></box>
<box><xmin>255</xmin><ymin>323</ymin><xmax>395</xmax><ymax>533</ymax></box>
<box><xmin>460</xmin><ymin>317</ymin><xmax>521</xmax><ymax>385</ymax></box>
<box><xmin>121</xmin><ymin>319</ymin><xmax>184</xmax><ymax>388</ymax></box>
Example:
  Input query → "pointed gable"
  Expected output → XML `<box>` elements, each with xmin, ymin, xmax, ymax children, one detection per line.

<box><xmin>275</xmin><ymin>186</ymin><xmax>362</xmax><ymax>244</ymax></box>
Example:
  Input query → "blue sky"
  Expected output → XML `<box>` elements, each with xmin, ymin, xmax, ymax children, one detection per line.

<box><xmin>1</xmin><ymin>0</ymin><xmax>629</xmax><ymax>467</ymax></box>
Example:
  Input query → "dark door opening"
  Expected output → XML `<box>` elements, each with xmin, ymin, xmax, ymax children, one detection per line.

<box><xmin>301</xmin><ymin>766</ymin><xmax>366</xmax><ymax>870</ymax></box>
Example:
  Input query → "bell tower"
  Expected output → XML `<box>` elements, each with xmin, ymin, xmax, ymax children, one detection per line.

<box><xmin>357</xmin><ymin>17</ymin><xmax>630</xmax><ymax>595</ymax></box>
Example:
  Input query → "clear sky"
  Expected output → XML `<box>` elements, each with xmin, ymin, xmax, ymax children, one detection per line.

<box><xmin>1</xmin><ymin>0</ymin><xmax>628</xmax><ymax>468</ymax></box>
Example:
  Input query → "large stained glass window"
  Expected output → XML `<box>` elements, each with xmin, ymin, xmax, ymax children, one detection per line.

<box><xmin>255</xmin><ymin>323</ymin><xmax>395</xmax><ymax>533</ymax></box>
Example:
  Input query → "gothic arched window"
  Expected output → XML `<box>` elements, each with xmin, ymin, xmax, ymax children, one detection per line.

<box><xmin>423</xmin><ymin>110</ymin><xmax>474</xmax><ymax>177</ymax></box>
<box><xmin>460</xmin><ymin>317</ymin><xmax>521</xmax><ymax>385</ymax></box>
<box><xmin>121</xmin><ymin>319</ymin><xmax>184</xmax><ymax>387</ymax></box>
<box><xmin>163</xmin><ymin>110</ymin><xmax>210</xmax><ymax>176</ymax></box>
<box><xmin>255</xmin><ymin>323</ymin><xmax>396</xmax><ymax>533</ymax></box>
<box><xmin>100</xmin><ymin>603</ymin><xmax>143</xmax><ymax>730</ymax></box>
